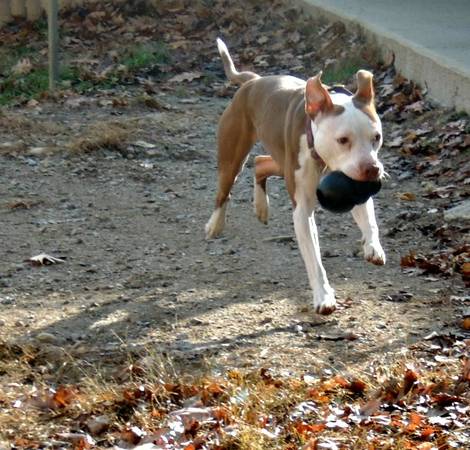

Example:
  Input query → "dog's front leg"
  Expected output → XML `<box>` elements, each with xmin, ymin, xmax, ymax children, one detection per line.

<box><xmin>293</xmin><ymin>203</ymin><xmax>336</xmax><ymax>315</ymax></box>
<box><xmin>351</xmin><ymin>198</ymin><xmax>385</xmax><ymax>265</ymax></box>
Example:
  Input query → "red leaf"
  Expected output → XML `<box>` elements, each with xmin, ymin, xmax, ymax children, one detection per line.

<box><xmin>295</xmin><ymin>422</ymin><xmax>326</xmax><ymax>436</ymax></box>
<box><xmin>401</xmin><ymin>252</ymin><xmax>417</xmax><ymax>268</ymax></box>
<box><xmin>51</xmin><ymin>386</ymin><xmax>77</xmax><ymax>408</ymax></box>
<box><xmin>348</xmin><ymin>379</ymin><xmax>367</xmax><ymax>394</ymax></box>
<box><xmin>432</xmin><ymin>393</ymin><xmax>461</xmax><ymax>407</ymax></box>
<box><xmin>402</xmin><ymin>368</ymin><xmax>419</xmax><ymax>396</ymax></box>
<box><xmin>405</xmin><ymin>412</ymin><xmax>422</xmax><ymax>432</ymax></box>
<box><xmin>420</xmin><ymin>426</ymin><xmax>436</xmax><ymax>440</ymax></box>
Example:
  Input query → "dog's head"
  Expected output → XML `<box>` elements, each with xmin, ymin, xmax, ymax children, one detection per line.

<box><xmin>305</xmin><ymin>70</ymin><xmax>383</xmax><ymax>182</ymax></box>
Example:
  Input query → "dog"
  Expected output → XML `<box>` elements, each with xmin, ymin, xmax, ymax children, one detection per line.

<box><xmin>205</xmin><ymin>38</ymin><xmax>386</xmax><ymax>315</ymax></box>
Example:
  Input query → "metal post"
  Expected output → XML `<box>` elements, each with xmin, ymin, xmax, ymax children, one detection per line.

<box><xmin>48</xmin><ymin>0</ymin><xmax>59</xmax><ymax>91</ymax></box>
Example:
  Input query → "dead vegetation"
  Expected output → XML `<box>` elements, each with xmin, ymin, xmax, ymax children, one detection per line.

<box><xmin>0</xmin><ymin>111</ymin><xmax>63</xmax><ymax>134</ymax></box>
<box><xmin>69</xmin><ymin>121</ymin><xmax>134</xmax><ymax>154</ymax></box>
<box><xmin>0</xmin><ymin>338</ymin><xmax>468</xmax><ymax>449</ymax></box>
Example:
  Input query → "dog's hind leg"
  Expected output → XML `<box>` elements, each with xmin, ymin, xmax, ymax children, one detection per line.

<box><xmin>205</xmin><ymin>109</ymin><xmax>256</xmax><ymax>239</ymax></box>
<box><xmin>253</xmin><ymin>155</ymin><xmax>283</xmax><ymax>224</ymax></box>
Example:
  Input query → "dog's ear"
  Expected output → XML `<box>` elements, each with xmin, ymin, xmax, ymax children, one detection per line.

<box><xmin>354</xmin><ymin>70</ymin><xmax>375</xmax><ymax>104</ymax></box>
<box><xmin>305</xmin><ymin>72</ymin><xmax>334</xmax><ymax>117</ymax></box>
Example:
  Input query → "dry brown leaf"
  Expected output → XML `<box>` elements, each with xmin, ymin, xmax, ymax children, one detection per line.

<box><xmin>405</xmin><ymin>411</ymin><xmax>422</xmax><ymax>432</ymax></box>
<box><xmin>168</xmin><ymin>71</ymin><xmax>203</xmax><ymax>83</ymax></box>
<box><xmin>359</xmin><ymin>397</ymin><xmax>382</xmax><ymax>417</ymax></box>
<box><xmin>11</xmin><ymin>58</ymin><xmax>33</xmax><ymax>76</ymax></box>
<box><xmin>388</xmin><ymin>136</ymin><xmax>404</xmax><ymax>147</ymax></box>
<box><xmin>461</xmin><ymin>317</ymin><xmax>470</xmax><ymax>330</ymax></box>
<box><xmin>398</xmin><ymin>192</ymin><xmax>416</xmax><ymax>201</ymax></box>
<box><xmin>348</xmin><ymin>379</ymin><xmax>367</xmax><ymax>394</ymax></box>
<box><xmin>51</xmin><ymin>386</ymin><xmax>78</xmax><ymax>408</ymax></box>
<box><xmin>402</xmin><ymin>368</ymin><xmax>419</xmax><ymax>397</ymax></box>
<box><xmin>28</xmin><ymin>253</ymin><xmax>65</xmax><ymax>266</ymax></box>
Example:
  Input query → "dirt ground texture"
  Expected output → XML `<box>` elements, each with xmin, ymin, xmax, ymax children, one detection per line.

<box><xmin>1</xmin><ymin>86</ymin><xmax>467</xmax><ymax>373</ymax></box>
<box><xmin>0</xmin><ymin>0</ymin><xmax>469</xmax><ymax>447</ymax></box>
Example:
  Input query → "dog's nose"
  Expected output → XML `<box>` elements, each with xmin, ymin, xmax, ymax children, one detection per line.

<box><xmin>363</xmin><ymin>164</ymin><xmax>380</xmax><ymax>181</ymax></box>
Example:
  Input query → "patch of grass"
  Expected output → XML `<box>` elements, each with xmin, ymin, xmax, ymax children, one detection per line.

<box><xmin>0</xmin><ymin>111</ymin><xmax>63</xmax><ymax>135</ymax></box>
<box><xmin>32</xmin><ymin>17</ymin><xmax>48</xmax><ymax>35</ymax></box>
<box><xmin>0</xmin><ymin>45</ymin><xmax>36</xmax><ymax>75</ymax></box>
<box><xmin>120</xmin><ymin>42</ymin><xmax>169</xmax><ymax>72</ymax></box>
<box><xmin>322</xmin><ymin>56</ymin><xmax>366</xmax><ymax>84</ymax></box>
<box><xmin>0</xmin><ymin>41</ymin><xmax>170</xmax><ymax>105</ymax></box>
<box><xmin>0</xmin><ymin>65</ymin><xmax>104</xmax><ymax>105</ymax></box>
<box><xmin>0</xmin><ymin>67</ymin><xmax>49</xmax><ymax>105</ymax></box>
<box><xmin>69</xmin><ymin>121</ymin><xmax>133</xmax><ymax>154</ymax></box>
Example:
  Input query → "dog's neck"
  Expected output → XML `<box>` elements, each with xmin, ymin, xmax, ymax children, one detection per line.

<box><xmin>305</xmin><ymin>85</ymin><xmax>353</xmax><ymax>169</ymax></box>
<box><xmin>305</xmin><ymin>115</ymin><xmax>325</xmax><ymax>168</ymax></box>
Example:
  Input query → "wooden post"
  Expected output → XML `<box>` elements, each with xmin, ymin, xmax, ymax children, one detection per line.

<box><xmin>47</xmin><ymin>0</ymin><xmax>59</xmax><ymax>90</ymax></box>
<box><xmin>11</xmin><ymin>1</ymin><xmax>26</xmax><ymax>18</ymax></box>
<box><xmin>0</xmin><ymin>2</ymin><xmax>13</xmax><ymax>27</ymax></box>
<box><xmin>26</xmin><ymin>0</ymin><xmax>42</xmax><ymax>21</ymax></box>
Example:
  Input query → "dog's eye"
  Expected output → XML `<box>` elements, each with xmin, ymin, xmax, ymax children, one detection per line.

<box><xmin>337</xmin><ymin>137</ymin><xmax>349</xmax><ymax>145</ymax></box>
<box><xmin>374</xmin><ymin>133</ymin><xmax>381</xmax><ymax>143</ymax></box>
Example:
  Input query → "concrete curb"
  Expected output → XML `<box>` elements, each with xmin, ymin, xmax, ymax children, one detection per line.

<box><xmin>299</xmin><ymin>0</ymin><xmax>470</xmax><ymax>114</ymax></box>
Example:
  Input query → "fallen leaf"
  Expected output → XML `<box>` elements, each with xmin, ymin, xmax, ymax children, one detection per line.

<box><xmin>11</xmin><ymin>58</ymin><xmax>33</xmax><ymax>76</ymax></box>
<box><xmin>348</xmin><ymin>379</ymin><xmax>367</xmax><ymax>394</ymax></box>
<box><xmin>405</xmin><ymin>411</ymin><xmax>422</xmax><ymax>432</ymax></box>
<box><xmin>388</xmin><ymin>136</ymin><xmax>404</xmax><ymax>148</ymax></box>
<box><xmin>295</xmin><ymin>422</ymin><xmax>326</xmax><ymax>436</ymax></box>
<box><xmin>56</xmin><ymin>433</ymin><xmax>94</xmax><ymax>449</ymax></box>
<box><xmin>51</xmin><ymin>386</ymin><xmax>78</xmax><ymax>408</ymax></box>
<box><xmin>359</xmin><ymin>397</ymin><xmax>382</xmax><ymax>417</ymax></box>
<box><xmin>398</xmin><ymin>192</ymin><xmax>416</xmax><ymax>201</ymax></box>
<box><xmin>461</xmin><ymin>317</ymin><xmax>470</xmax><ymax>330</ymax></box>
<box><xmin>28</xmin><ymin>253</ymin><xmax>65</xmax><ymax>266</ymax></box>
<box><xmin>402</xmin><ymin>368</ymin><xmax>419</xmax><ymax>396</ymax></box>
<box><xmin>168</xmin><ymin>71</ymin><xmax>202</xmax><ymax>83</ymax></box>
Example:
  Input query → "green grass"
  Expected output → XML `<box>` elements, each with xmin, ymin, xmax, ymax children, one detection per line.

<box><xmin>0</xmin><ymin>68</ymin><xmax>49</xmax><ymax>105</ymax></box>
<box><xmin>0</xmin><ymin>42</ymin><xmax>170</xmax><ymax>105</ymax></box>
<box><xmin>0</xmin><ymin>46</ymin><xmax>35</xmax><ymax>75</ymax></box>
<box><xmin>322</xmin><ymin>57</ymin><xmax>365</xmax><ymax>84</ymax></box>
<box><xmin>120</xmin><ymin>42</ymin><xmax>169</xmax><ymax>72</ymax></box>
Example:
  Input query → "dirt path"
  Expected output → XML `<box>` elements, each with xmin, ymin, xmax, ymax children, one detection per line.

<box><xmin>1</xmin><ymin>87</ymin><xmax>467</xmax><ymax>382</ymax></box>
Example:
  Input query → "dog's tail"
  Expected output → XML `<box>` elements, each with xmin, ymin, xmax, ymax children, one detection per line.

<box><xmin>217</xmin><ymin>38</ymin><xmax>259</xmax><ymax>86</ymax></box>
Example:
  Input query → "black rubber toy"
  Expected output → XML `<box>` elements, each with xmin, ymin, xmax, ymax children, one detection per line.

<box><xmin>317</xmin><ymin>171</ymin><xmax>381</xmax><ymax>213</ymax></box>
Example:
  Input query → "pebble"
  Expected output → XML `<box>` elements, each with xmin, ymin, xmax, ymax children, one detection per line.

<box><xmin>35</xmin><ymin>332</ymin><xmax>59</xmax><ymax>344</ymax></box>
<box><xmin>86</xmin><ymin>415</ymin><xmax>110</xmax><ymax>435</ymax></box>
<box><xmin>189</xmin><ymin>318</ymin><xmax>206</xmax><ymax>326</ymax></box>
<box><xmin>444</xmin><ymin>200</ymin><xmax>470</xmax><ymax>221</ymax></box>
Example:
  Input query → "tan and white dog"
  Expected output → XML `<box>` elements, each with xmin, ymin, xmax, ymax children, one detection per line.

<box><xmin>206</xmin><ymin>39</ymin><xmax>386</xmax><ymax>315</ymax></box>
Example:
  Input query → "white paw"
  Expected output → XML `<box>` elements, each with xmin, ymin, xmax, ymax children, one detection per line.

<box><xmin>254</xmin><ymin>182</ymin><xmax>269</xmax><ymax>224</ymax></box>
<box><xmin>313</xmin><ymin>288</ymin><xmax>336</xmax><ymax>315</ymax></box>
<box><xmin>205</xmin><ymin>206</ymin><xmax>226</xmax><ymax>239</ymax></box>
<box><xmin>363</xmin><ymin>239</ymin><xmax>386</xmax><ymax>265</ymax></box>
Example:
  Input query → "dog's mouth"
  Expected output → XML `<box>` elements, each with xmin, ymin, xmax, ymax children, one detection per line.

<box><xmin>316</xmin><ymin>171</ymin><xmax>382</xmax><ymax>213</ymax></box>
